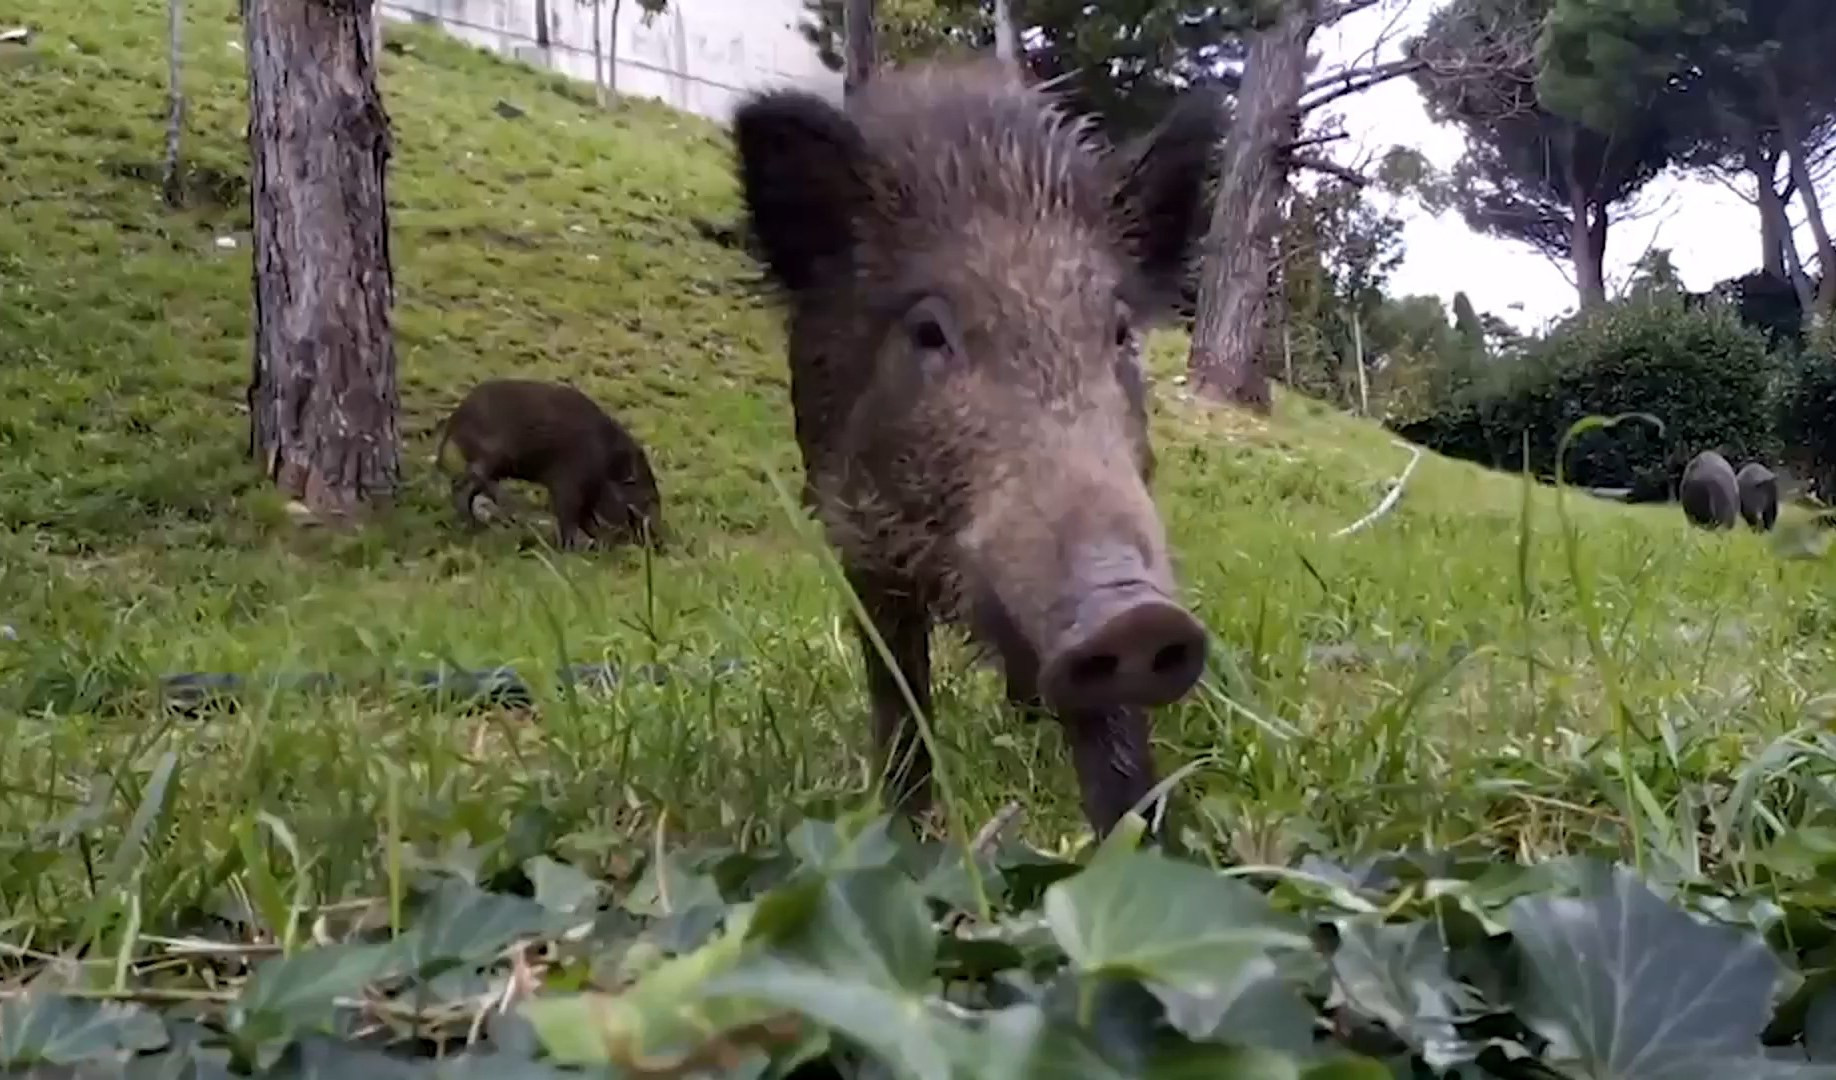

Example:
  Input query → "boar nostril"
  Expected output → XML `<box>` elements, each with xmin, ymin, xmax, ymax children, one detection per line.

<box><xmin>1151</xmin><ymin>641</ymin><xmax>1192</xmax><ymax>676</ymax></box>
<box><xmin>1040</xmin><ymin>588</ymin><xmax>1208</xmax><ymax>713</ymax></box>
<box><xmin>1069</xmin><ymin>653</ymin><xmax>1119</xmax><ymax>686</ymax></box>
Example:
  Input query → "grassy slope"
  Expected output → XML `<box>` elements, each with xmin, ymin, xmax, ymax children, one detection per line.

<box><xmin>3</xmin><ymin>0</ymin><xmax>1834</xmax><ymax>940</ymax></box>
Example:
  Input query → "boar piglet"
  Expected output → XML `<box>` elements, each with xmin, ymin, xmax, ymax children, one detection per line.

<box><xmin>1736</xmin><ymin>461</ymin><xmax>1778</xmax><ymax>532</ymax></box>
<box><xmin>434</xmin><ymin>378</ymin><xmax>664</xmax><ymax>552</ymax></box>
<box><xmin>1680</xmin><ymin>449</ymin><xmax>1737</xmax><ymax>531</ymax></box>
<box><xmin>731</xmin><ymin>60</ymin><xmax>1223</xmax><ymax>838</ymax></box>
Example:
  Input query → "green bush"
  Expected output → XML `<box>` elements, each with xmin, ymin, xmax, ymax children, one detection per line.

<box><xmin>1776</xmin><ymin>325</ymin><xmax>1836</xmax><ymax>500</ymax></box>
<box><xmin>1394</xmin><ymin>294</ymin><xmax>1778</xmax><ymax>493</ymax></box>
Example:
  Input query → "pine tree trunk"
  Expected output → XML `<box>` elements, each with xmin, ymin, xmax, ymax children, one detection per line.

<box><xmin>608</xmin><ymin>0</ymin><xmax>622</xmax><ymax>94</ymax></box>
<box><xmin>1186</xmin><ymin>0</ymin><xmax>1311</xmax><ymax>412</ymax></box>
<box><xmin>244</xmin><ymin>0</ymin><xmax>400</xmax><ymax>517</ymax></box>
<box><xmin>843</xmin><ymin>0</ymin><xmax>876</xmax><ymax>100</ymax></box>
<box><xmin>1752</xmin><ymin>152</ymin><xmax>1787</xmax><ymax>280</ymax></box>
<box><xmin>162</xmin><ymin>0</ymin><xmax>184</xmax><ymax>207</ymax></box>
<box><xmin>993</xmin><ymin>0</ymin><xmax>1018</xmax><ymax>64</ymax></box>
<box><xmin>593</xmin><ymin>1</ymin><xmax>607</xmax><ymax>106</ymax></box>
<box><xmin>1785</xmin><ymin>143</ymin><xmax>1836</xmax><ymax>314</ymax></box>
<box><xmin>1564</xmin><ymin>149</ymin><xmax>1607</xmax><ymax>309</ymax></box>
<box><xmin>1770</xmin><ymin>77</ymin><xmax>1836</xmax><ymax>315</ymax></box>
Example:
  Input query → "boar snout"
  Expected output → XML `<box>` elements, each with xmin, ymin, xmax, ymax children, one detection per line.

<box><xmin>1041</xmin><ymin>576</ymin><xmax>1207</xmax><ymax>714</ymax></box>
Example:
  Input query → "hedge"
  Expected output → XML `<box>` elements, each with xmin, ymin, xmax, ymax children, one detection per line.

<box><xmin>1393</xmin><ymin>294</ymin><xmax>1778</xmax><ymax>495</ymax></box>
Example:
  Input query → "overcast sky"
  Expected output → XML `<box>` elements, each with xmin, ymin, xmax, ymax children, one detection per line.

<box><xmin>1310</xmin><ymin>0</ymin><xmax>1808</xmax><ymax>333</ymax></box>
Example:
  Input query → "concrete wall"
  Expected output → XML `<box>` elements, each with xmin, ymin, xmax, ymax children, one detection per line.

<box><xmin>380</xmin><ymin>0</ymin><xmax>841</xmax><ymax>124</ymax></box>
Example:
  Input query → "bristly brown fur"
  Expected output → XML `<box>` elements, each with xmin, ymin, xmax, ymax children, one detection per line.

<box><xmin>729</xmin><ymin>59</ymin><xmax>1223</xmax><ymax>838</ymax></box>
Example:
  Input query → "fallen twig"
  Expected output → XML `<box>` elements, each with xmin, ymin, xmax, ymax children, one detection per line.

<box><xmin>1330</xmin><ymin>440</ymin><xmax>1425</xmax><ymax>539</ymax></box>
<box><xmin>971</xmin><ymin>802</ymin><xmax>1024</xmax><ymax>856</ymax></box>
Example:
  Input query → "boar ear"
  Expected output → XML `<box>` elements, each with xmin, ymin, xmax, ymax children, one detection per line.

<box><xmin>732</xmin><ymin>89</ymin><xmax>875</xmax><ymax>292</ymax></box>
<box><xmin>1110</xmin><ymin>87</ymin><xmax>1224</xmax><ymax>313</ymax></box>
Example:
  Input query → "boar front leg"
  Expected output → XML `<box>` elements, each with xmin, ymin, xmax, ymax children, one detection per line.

<box><xmin>847</xmin><ymin>568</ymin><xmax>936</xmax><ymax>821</ymax></box>
<box><xmin>1060</xmin><ymin>707</ymin><xmax>1163</xmax><ymax>840</ymax></box>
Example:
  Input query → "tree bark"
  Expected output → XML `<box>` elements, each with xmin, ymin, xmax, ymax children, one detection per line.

<box><xmin>608</xmin><ymin>0</ymin><xmax>623</xmax><ymax>94</ymax></box>
<box><xmin>1783</xmin><ymin>141</ymin><xmax>1836</xmax><ymax>313</ymax></box>
<box><xmin>162</xmin><ymin>0</ymin><xmax>184</xmax><ymax>207</ymax></box>
<box><xmin>1186</xmin><ymin>0</ymin><xmax>1313</xmax><ymax>412</ymax></box>
<box><xmin>843</xmin><ymin>0</ymin><xmax>876</xmax><ymax>100</ymax></box>
<box><xmin>244</xmin><ymin>0</ymin><xmax>400</xmax><ymax>516</ymax></box>
<box><xmin>992</xmin><ymin>0</ymin><xmax>1018</xmax><ymax>64</ymax></box>
<box><xmin>1563</xmin><ymin>144</ymin><xmax>1607</xmax><ymax>309</ymax></box>
<box><xmin>592</xmin><ymin>0</ymin><xmax>607</xmax><ymax>106</ymax></box>
<box><xmin>1771</xmin><ymin>77</ymin><xmax>1836</xmax><ymax>314</ymax></box>
<box><xmin>1751</xmin><ymin>151</ymin><xmax>1787</xmax><ymax>279</ymax></box>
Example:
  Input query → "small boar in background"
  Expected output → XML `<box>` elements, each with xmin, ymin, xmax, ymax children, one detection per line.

<box><xmin>731</xmin><ymin>60</ymin><xmax>1224</xmax><ymax>838</ymax></box>
<box><xmin>1736</xmin><ymin>461</ymin><xmax>1779</xmax><ymax>531</ymax></box>
<box><xmin>1679</xmin><ymin>449</ymin><xmax>1738</xmax><ymax>530</ymax></box>
<box><xmin>433</xmin><ymin>378</ymin><xmax>663</xmax><ymax>551</ymax></box>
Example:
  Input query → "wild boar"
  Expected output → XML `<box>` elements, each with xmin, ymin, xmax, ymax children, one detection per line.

<box><xmin>730</xmin><ymin>61</ymin><xmax>1223</xmax><ymax>838</ymax></box>
<box><xmin>1736</xmin><ymin>461</ymin><xmax>1778</xmax><ymax>531</ymax></box>
<box><xmin>1679</xmin><ymin>449</ymin><xmax>1738</xmax><ymax>530</ymax></box>
<box><xmin>432</xmin><ymin>378</ymin><xmax>663</xmax><ymax>551</ymax></box>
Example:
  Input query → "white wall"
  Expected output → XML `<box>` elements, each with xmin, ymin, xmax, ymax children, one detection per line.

<box><xmin>380</xmin><ymin>0</ymin><xmax>842</xmax><ymax>124</ymax></box>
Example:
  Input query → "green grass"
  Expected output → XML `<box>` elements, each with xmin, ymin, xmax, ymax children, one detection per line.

<box><xmin>5</xmin><ymin>0</ymin><xmax>1836</xmax><ymax>953</ymax></box>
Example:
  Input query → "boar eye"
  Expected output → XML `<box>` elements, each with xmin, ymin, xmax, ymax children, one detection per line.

<box><xmin>901</xmin><ymin>296</ymin><xmax>960</xmax><ymax>358</ymax></box>
<box><xmin>912</xmin><ymin>318</ymin><xmax>949</xmax><ymax>351</ymax></box>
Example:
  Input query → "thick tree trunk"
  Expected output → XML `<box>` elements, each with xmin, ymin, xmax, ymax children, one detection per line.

<box><xmin>992</xmin><ymin>0</ymin><xmax>1018</xmax><ymax>64</ymax></box>
<box><xmin>1752</xmin><ymin>152</ymin><xmax>1787</xmax><ymax>279</ymax></box>
<box><xmin>843</xmin><ymin>0</ymin><xmax>876</xmax><ymax>100</ymax></box>
<box><xmin>1186</xmin><ymin>1</ymin><xmax>1312</xmax><ymax>412</ymax></box>
<box><xmin>244</xmin><ymin>0</ymin><xmax>400</xmax><ymax>516</ymax></box>
<box><xmin>592</xmin><ymin>0</ymin><xmax>607</xmax><ymax>106</ymax></box>
<box><xmin>1771</xmin><ymin>81</ymin><xmax>1836</xmax><ymax>314</ymax></box>
<box><xmin>608</xmin><ymin>0</ymin><xmax>623</xmax><ymax>94</ymax></box>
<box><xmin>1784</xmin><ymin>143</ymin><xmax>1836</xmax><ymax>313</ymax></box>
<box><xmin>1751</xmin><ymin>147</ymin><xmax>1817</xmax><ymax>316</ymax></box>
<box><xmin>1571</xmin><ymin>209</ymin><xmax>1606</xmax><ymax>309</ymax></box>
<box><xmin>1562</xmin><ymin>148</ymin><xmax>1607</xmax><ymax>309</ymax></box>
<box><xmin>162</xmin><ymin>0</ymin><xmax>184</xmax><ymax>207</ymax></box>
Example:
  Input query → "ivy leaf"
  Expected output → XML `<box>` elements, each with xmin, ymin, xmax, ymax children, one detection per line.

<box><xmin>1328</xmin><ymin>920</ymin><xmax>1484</xmax><ymax>1068</ymax></box>
<box><xmin>523</xmin><ymin>855</ymin><xmax>602</xmax><ymax>916</ymax></box>
<box><xmin>774</xmin><ymin>865</ymin><xmax>936</xmax><ymax>992</ymax></box>
<box><xmin>397</xmin><ymin>879</ymin><xmax>567</xmax><ymax>978</ymax></box>
<box><xmin>0</xmin><ymin>994</ymin><xmax>167</xmax><ymax>1067</ymax></box>
<box><xmin>1043</xmin><ymin>848</ymin><xmax>1316</xmax><ymax>1043</ymax></box>
<box><xmin>1506</xmin><ymin>865</ymin><xmax>1832</xmax><ymax>1079</ymax></box>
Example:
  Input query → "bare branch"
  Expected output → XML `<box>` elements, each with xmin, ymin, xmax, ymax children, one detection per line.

<box><xmin>1319</xmin><ymin>0</ymin><xmax>1388</xmax><ymax>28</ymax></box>
<box><xmin>1301</xmin><ymin>57</ymin><xmax>1426</xmax><ymax>114</ymax></box>
<box><xmin>1292</xmin><ymin>153</ymin><xmax>1369</xmax><ymax>186</ymax></box>
<box><xmin>1283</xmin><ymin>130</ymin><xmax>1350</xmax><ymax>153</ymax></box>
<box><xmin>1331</xmin><ymin>441</ymin><xmax>1425</xmax><ymax>538</ymax></box>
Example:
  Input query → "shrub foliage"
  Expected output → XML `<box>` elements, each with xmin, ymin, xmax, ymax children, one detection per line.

<box><xmin>1396</xmin><ymin>295</ymin><xmax>1778</xmax><ymax>494</ymax></box>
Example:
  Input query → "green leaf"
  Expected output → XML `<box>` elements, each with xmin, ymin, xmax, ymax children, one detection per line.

<box><xmin>1143</xmin><ymin>1043</ymin><xmax>1302</xmax><ymax>1080</ymax></box>
<box><xmin>785</xmin><ymin>814</ymin><xmax>903</xmax><ymax>873</ymax></box>
<box><xmin>776</xmin><ymin>866</ymin><xmax>936</xmax><ymax>992</ymax></box>
<box><xmin>622</xmin><ymin>848</ymin><xmax>724</xmax><ymax>918</ymax></box>
<box><xmin>0</xmin><ymin>993</ymin><xmax>167</xmax><ymax>1067</ymax></box>
<box><xmin>1043</xmin><ymin>849</ymin><xmax>1315</xmax><ymax>1030</ymax></box>
<box><xmin>236</xmin><ymin>942</ymin><xmax>403</xmax><ymax>1027</ymax></box>
<box><xmin>1506</xmin><ymin>865</ymin><xmax>1827</xmax><ymax>1079</ymax></box>
<box><xmin>1327</xmin><ymin>920</ymin><xmax>1482</xmax><ymax>1068</ymax></box>
<box><xmin>523</xmin><ymin>854</ymin><xmax>602</xmax><ymax>916</ymax></box>
<box><xmin>522</xmin><ymin>904</ymin><xmax>779</xmax><ymax>1069</ymax></box>
<box><xmin>1154</xmin><ymin>957</ymin><xmax>1317</xmax><ymax>1055</ymax></box>
<box><xmin>705</xmin><ymin>956</ymin><xmax>969</xmax><ymax>1080</ymax></box>
<box><xmin>397</xmin><ymin>879</ymin><xmax>567</xmax><ymax>977</ymax></box>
